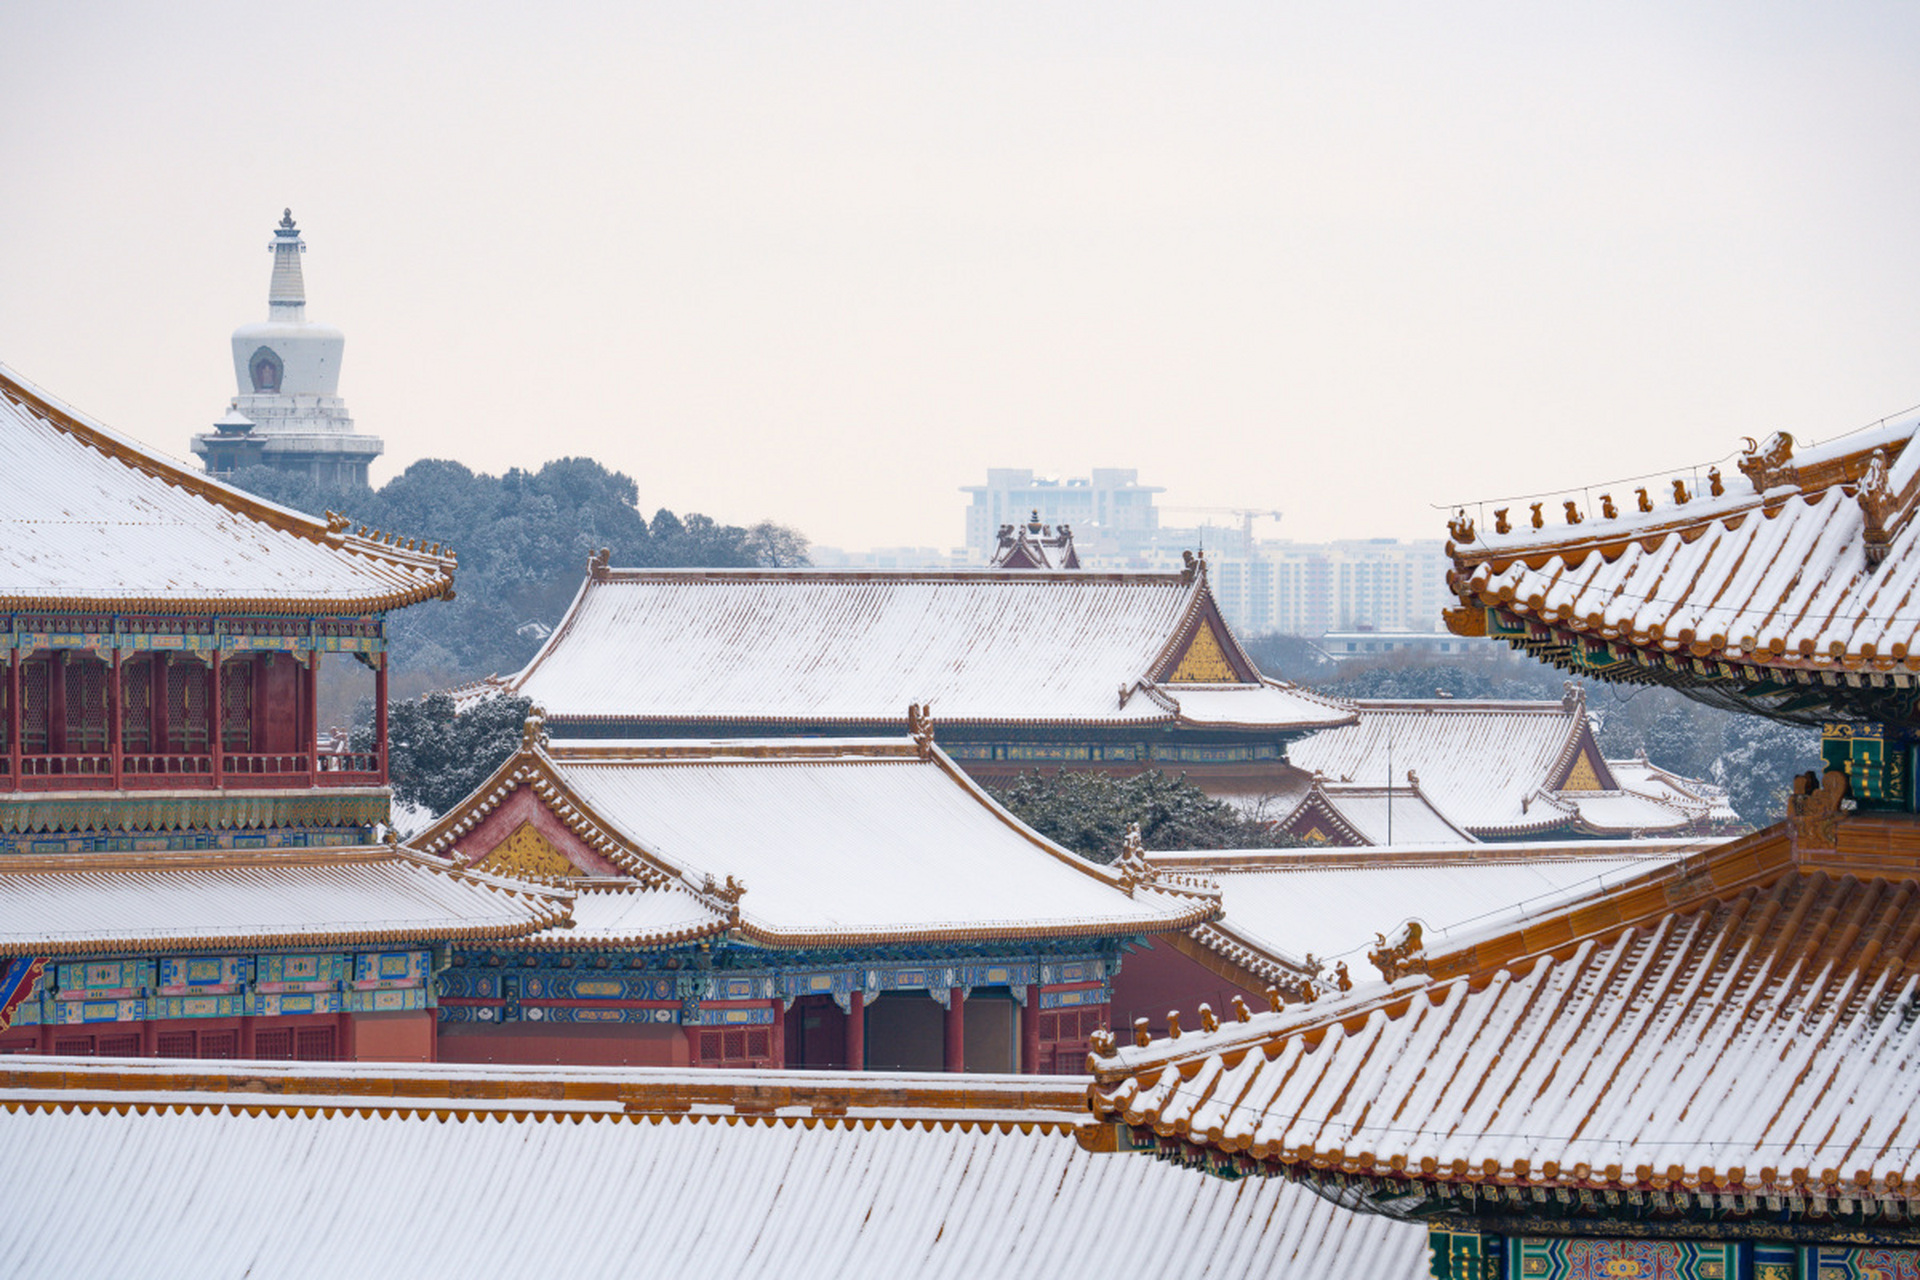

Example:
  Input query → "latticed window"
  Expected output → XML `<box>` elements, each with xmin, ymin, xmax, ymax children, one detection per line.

<box><xmin>696</xmin><ymin>1026</ymin><xmax>774</xmax><ymax>1067</ymax></box>
<box><xmin>220</xmin><ymin>660</ymin><xmax>252</xmax><ymax>752</ymax></box>
<box><xmin>166</xmin><ymin>661</ymin><xmax>209</xmax><ymax>751</ymax></box>
<box><xmin>1038</xmin><ymin>1006</ymin><xmax>1107</xmax><ymax>1075</ymax></box>
<box><xmin>155</xmin><ymin>1032</ymin><xmax>195</xmax><ymax>1058</ymax></box>
<box><xmin>0</xmin><ymin>670</ymin><xmax>9</xmax><ymax>753</ymax></box>
<box><xmin>64</xmin><ymin>658</ymin><xmax>107</xmax><ymax>752</ymax></box>
<box><xmin>19</xmin><ymin>660</ymin><xmax>49</xmax><ymax>753</ymax></box>
<box><xmin>294</xmin><ymin>1027</ymin><xmax>336</xmax><ymax>1061</ymax></box>
<box><xmin>121</xmin><ymin>658</ymin><xmax>152</xmax><ymax>753</ymax></box>
<box><xmin>252</xmin><ymin>1029</ymin><xmax>294</xmax><ymax>1060</ymax></box>
<box><xmin>198</xmin><ymin>1030</ymin><xmax>239</xmax><ymax>1059</ymax></box>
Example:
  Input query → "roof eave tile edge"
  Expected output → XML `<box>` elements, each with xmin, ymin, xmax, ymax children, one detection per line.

<box><xmin>0</xmin><ymin>363</ymin><xmax>457</xmax><ymax>601</ymax></box>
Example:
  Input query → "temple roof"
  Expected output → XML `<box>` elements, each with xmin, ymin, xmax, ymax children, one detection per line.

<box><xmin>1444</xmin><ymin>415</ymin><xmax>1920</xmax><ymax>722</ymax></box>
<box><xmin>0</xmin><ymin>1057</ymin><xmax>1422</xmax><ymax>1280</ymax></box>
<box><xmin>0</xmin><ymin>847</ymin><xmax>568</xmax><ymax>955</ymax></box>
<box><xmin>1088</xmin><ymin>807</ymin><xmax>1920</xmax><ymax>1220</ymax></box>
<box><xmin>1143</xmin><ymin>840</ymin><xmax>1702</xmax><ymax>990</ymax></box>
<box><xmin>0</xmin><ymin>362</ymin><xmax>453</xmax><ymax>614</ymax></box>
<box><xmin>414</xmin><ymin>730</ymin><xmax>1219</xmax><ymax>948</ymax></box>
<box><xmin>1286</xmin><ymin>689</ymin><xmax>1619</xmax><ymax>838</ymax></box>
<box><xmin>501</xmin><ymin>563</ymin><xmax>1352</xmax><ymax>731</ymax></box>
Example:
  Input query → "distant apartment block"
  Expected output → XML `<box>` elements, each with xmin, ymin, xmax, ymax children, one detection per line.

<box><xmin>955</xmin><ymin>470</ymin><xmax>1451</xmax><ymax>638</ymax></box>
<box><xmin>961</xmin><ymin>469</ymin><xmax>1166</xmax><ymax>562</ymax></box>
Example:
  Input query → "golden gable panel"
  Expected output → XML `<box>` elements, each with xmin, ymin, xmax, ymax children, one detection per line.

<box><xmin>474</xmin><ymin>821</ymin><xmax>578</xmax><ymax>878</ymax></box>
<box><xmin>1562</xmin><ymin>752</ymin><xmax>1604</xmax><ymax>792</ymax></box>
<box><xmin>1169</xmin><ymin>625</ymin><xmax>1238</xmax><ymax>683</ymax></box>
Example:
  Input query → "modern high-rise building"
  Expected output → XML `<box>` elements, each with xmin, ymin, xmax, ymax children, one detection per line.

<box><xmin>960</xmin><ymin>469</ymin><xmax>1165</xmax><ymax>562</ymax></box>
<box><xmin>192</xmin><ymin>210</ymin><xmax>384</xmax><ymax>488</ymax></box>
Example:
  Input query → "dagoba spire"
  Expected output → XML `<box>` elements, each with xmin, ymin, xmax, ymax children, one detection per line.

<box><xmin>267</xmin><ymin>208</ymin><xmax>307</xmax><ymax>320</ymax></box>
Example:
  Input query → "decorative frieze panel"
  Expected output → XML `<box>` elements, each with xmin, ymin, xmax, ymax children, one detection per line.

<box><xmin>1038</xmin><ymin>984</ymin><xmax>1109</xmax><ymax>1010</ymax></box>
<box><xmin>50</xmin><ymin>998</ymin><xmax>146</xmax><ymax>1025</ymax></box>
<box><xmin>352</xmin><ymin>951</ymin><xmax>427</xmax><ymax>990</ymax></box>
<box><xmin>1511</xmin><ymin>1238</ymin><xmax>1736</xmax><ymax>1280</ymax></box>
<box><xmin>158</xmin><ymin>956</ymin><xmax>252</xmax><ymax>995</ymax></box>
<box><xmin>253</xmin><ymin>991</ymin><xmax>341</xmax><ymax>1017</ymax></box>
<box><xmin>1805</xmin><ymin>1247</ymin><xmax>1920</xmax><ymax>1280</ymax></box>
<box><xmin>256</xmin><ymin>953</ymin><xmax>347</xmax><ymax>993</ymax></box>
<box><xmin>55</xmin><ymin>959</ymin><xmax>154</xmax><ymax>1001</ymax></box>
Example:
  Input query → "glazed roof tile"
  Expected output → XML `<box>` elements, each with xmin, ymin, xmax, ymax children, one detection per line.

<box><xmin>505</xmin><ymin>567</ymin><xmax>1351</xmax><ymax>730</ymax></box>
<box><xmin>1287</xmin><ymin>697</ymin><xmax>1600</xmax><ymax>836</ymax></box>
<box><xmin>0</xmin><ymin>848</ymin><xmax>567</xmax><ymax>955</ymax></box>
<box><xmin>1147</xmin><ymin>842</ymin><xmax>1699</xmax><ymax>981</ymax></box>
<box><xmin>0</xmin><ymin>1058</ymin><xmax>1422</xmax><ymax>1280</ymax></box>
<box><xmin>1446</xmin><ymin>413</ymin><xmax>1920</xmax><ymax>674</ymax></box>
<box><xmin>418</xmin><ymin>736</ymin><xmax>1217</xmax><ymax>948</ymax></box>
<box><xmin>0</xmin><ymin>363</ymin><xmax>454</xmax><ymax>614</ymax></box>
<box><xmin>1093</xmin><ymin>817</ymin><xmax>1920</xmax><ymax>1208</ymax></box>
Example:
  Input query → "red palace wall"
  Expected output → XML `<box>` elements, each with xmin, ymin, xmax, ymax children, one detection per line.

<box><xmin>437</xmin><ymin>1021</ymin><xmax>689</xmax><ymax>1069</ymax></box>
<box><xmin>1112</xmin><ymin>938</ymin><xmax>1268</xmax><ymax>1040</ymax></box>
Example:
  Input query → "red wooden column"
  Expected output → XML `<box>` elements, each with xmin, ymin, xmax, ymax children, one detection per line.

<box><xmin>944</xmin><ymin>987</ymin><xmax>965</xmax><ymax>1074</ymax></box>
<box><xmin>1020</xmin><ymin>992</ymin><xmax>1041</xmax><ymax>1074</ymax></box>
<box><xmin>108</xmin><ymin>648</ymin><xmax>122</xmax><ymax>790</ymax></box>
<box><xmin>209</xmin><ymin>649</ymin><xmax>223</xmax><ymax>786</ymax></box>
<box><xmin>303</xmin><ymin>652</ymin><xmax>319</xmax><ymax>786</ymax></box>
<box><xmin>770</xmin><ymin>1002</ymin><xmax>787</xmax><ymax>1069</ymax></box>
<box><xmin>844</xmin><ymin>990</ymin><xmax>864</xmax><ymax>1071</ymax></box>
<box><xmin>7</xmin><ymin>650</ymin><xmax>19</xmax><ymax>790</ymax></box>
<box><xmin>373</xmin><ymin>656</ymin><xmax>388</xmax><ymax>782</ymax></box>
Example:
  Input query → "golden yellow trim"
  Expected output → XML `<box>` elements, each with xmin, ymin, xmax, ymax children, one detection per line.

<box><xmin>475</xmin><ymin>822</ymin><xmax>578</xmax><ymax>878</ymax></box>
<box><xmin>1562</xmin><ymin>751</ymin><xmax>1604</xmax><ymax>792</ymax></box>
<box><xmin>1169</xmin><ymin>624</ymin><xmax>1238</xmax><ymax>683</ymax></box>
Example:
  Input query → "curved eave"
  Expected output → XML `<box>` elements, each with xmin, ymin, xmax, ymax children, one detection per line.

<box><xmin>1098</xmin><ymin>1123</ymin><xmax>1920</xmax><ymax>1212</ymax></box>
<box><xmin>731</xmin><ymin>895</ymin><xmax>1220</xmax><ymax>951</ymax></box>
<box><xmin>0</xmin><ymin>916</ymin><xmax>559</xmax><ymax>959</ymax></box>
<box><xmin>0</xmin><ymin>575</ymin><xmax>456</xmax><ymax>619</ymax></box>
<box><xmin>493</xmin><ymin>918</ymin><xmax>732</xmax><ymax>951</ymax></box>
<box><xmin>544</xmin><ymin>710</ymin><xmax>1184</xmax><ymax>729</ymax></box>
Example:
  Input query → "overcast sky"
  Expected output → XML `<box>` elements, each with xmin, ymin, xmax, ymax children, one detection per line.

<box><xmin>4</xmin><ymin>3</ymin><xmax>1918</xmax><ymax>552</ymax></box>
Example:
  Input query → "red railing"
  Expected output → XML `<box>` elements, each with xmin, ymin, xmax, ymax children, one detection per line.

<box><xmin>1</xmin><ymin>749</ymin><xmax>386</xmax><ymax>792</ymax></box>
<box><xmin>17</xmin><ymin>753</ymin><xmax>116</xmax><ymax>790</ymax></box>
<box><xmin>221</xmin><ymin>752</ymin><xmax>311</xmax><ymax>789</ymax></box>
<box><xmin>315</xmin><ymin>749</ymin><xmax>382</xmax><ymax>787</ymax></box>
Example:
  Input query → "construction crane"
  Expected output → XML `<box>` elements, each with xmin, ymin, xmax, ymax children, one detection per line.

<box><xmin>1158</xmin><ymin>507</ymin><xmax>1284</xmax><ymax>555</ymax></box>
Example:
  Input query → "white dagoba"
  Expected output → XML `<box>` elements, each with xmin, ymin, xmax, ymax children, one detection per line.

<box><xmin>193</xmin><ymin>210</ymin><xmax>384</xmax><ymax>487</ymax></box>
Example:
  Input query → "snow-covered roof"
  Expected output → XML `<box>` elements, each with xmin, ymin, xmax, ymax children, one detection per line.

<box><xmin>1091</xmin><ymin>815</ymin><xmax>1920</xmax><ymax>1212</ymax></box>
<box><xmin>0</xmin><ymin>847</ymin><xmax>568</xmax><ymax>955</ymax></box>
<box><xmin>0</xmin><ymin>1058</ymin><xmax>1422</xmax><ymax>1280</ymax></box>
<box><xmin>0</xmin><ymin>362</ymin><xmax>454</xmax><ymax>614</ymax></box>
<box><xmin>415</xmin><ymin>733</ymin><xmax>1218</xmax><ymax>948</ymax></box>
<box><xmin>1147</xmin><ymin>840</ymin><xmax>1702</xmax><ymax>985</ymax></box>
<box><xmin>1287</xmin><ymin>691</ymin><xmax>1608</xmax><ymax>837</ymax></box>
<box><xmin>1277</xmin><ymin>782</ymin><xmax>1474</xmax><ymax>847</ymax></box>
<box><xmin>502</xmin><ymin>880</ymin><xmax>726</xmax><ymax>948</ymax></box>
<box><xmin>1444</xmin><ymin>414</ymin><xmax>1920</xmax><ymax>686</ymax></box>
<box><xmin>1606</xmin><ymin>755</ymin><xmax>1742</xmax><ymax>827</ymax></box>
<box><xmin>503</xmin><ymin>565</ymin><xmax>1352</xmax><ymax>731</ymax></box>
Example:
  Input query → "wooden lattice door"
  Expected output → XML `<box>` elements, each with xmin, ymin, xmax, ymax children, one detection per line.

<box><xmin>121</xmin><ymin>658</ymin><xmax>152</xmax><ymax>753</ymax></box>
<box><xmin>165</xmin><ymin>661</ymin><xmax>209</xmax><ymax>752</ymax></box>
<box><xmin>220</xmin><ymin>660</ymin><xmax>252</xmax><ymax>752</ymax></box>
<box><xmin>64</xmin><ymin>658</ymin><xmax>107</xmax><ymax>753</ymax></box>
<box><xmin>19</xmin><ymin>660</ymin><xmax>49</xmax><ymax>753</ymax></box>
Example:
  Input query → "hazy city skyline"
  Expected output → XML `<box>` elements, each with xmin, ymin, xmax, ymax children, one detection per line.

<box><xmin>5</xmin><ymin>3</ymin><xmax>1918</xmax><ymax>551</ymax></box>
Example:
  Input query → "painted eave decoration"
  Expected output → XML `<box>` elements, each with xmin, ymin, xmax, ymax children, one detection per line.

<box><xmin>1086</xmin><ymin>811</ymin><xmax>1920</xmax><ymax>1225</ymax></box>
<box><xmin>0</xmin><ymin>362</ymin><xmax>455</xmax><ymax>615</ymax></box>
<box><xmin>1442</xmin><ymin>411</ymin><xmax>1920</xmax><ymax>721</ymax></box>
<box><xmin>498</xmin><ymin>557</ymin><xmax>1355</xmax><ymax>732</ymax></box>
<box><xmin>412</xmin><ymin>718</ymin><xmax>1222</xmax><ymax>950</ymax></box>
